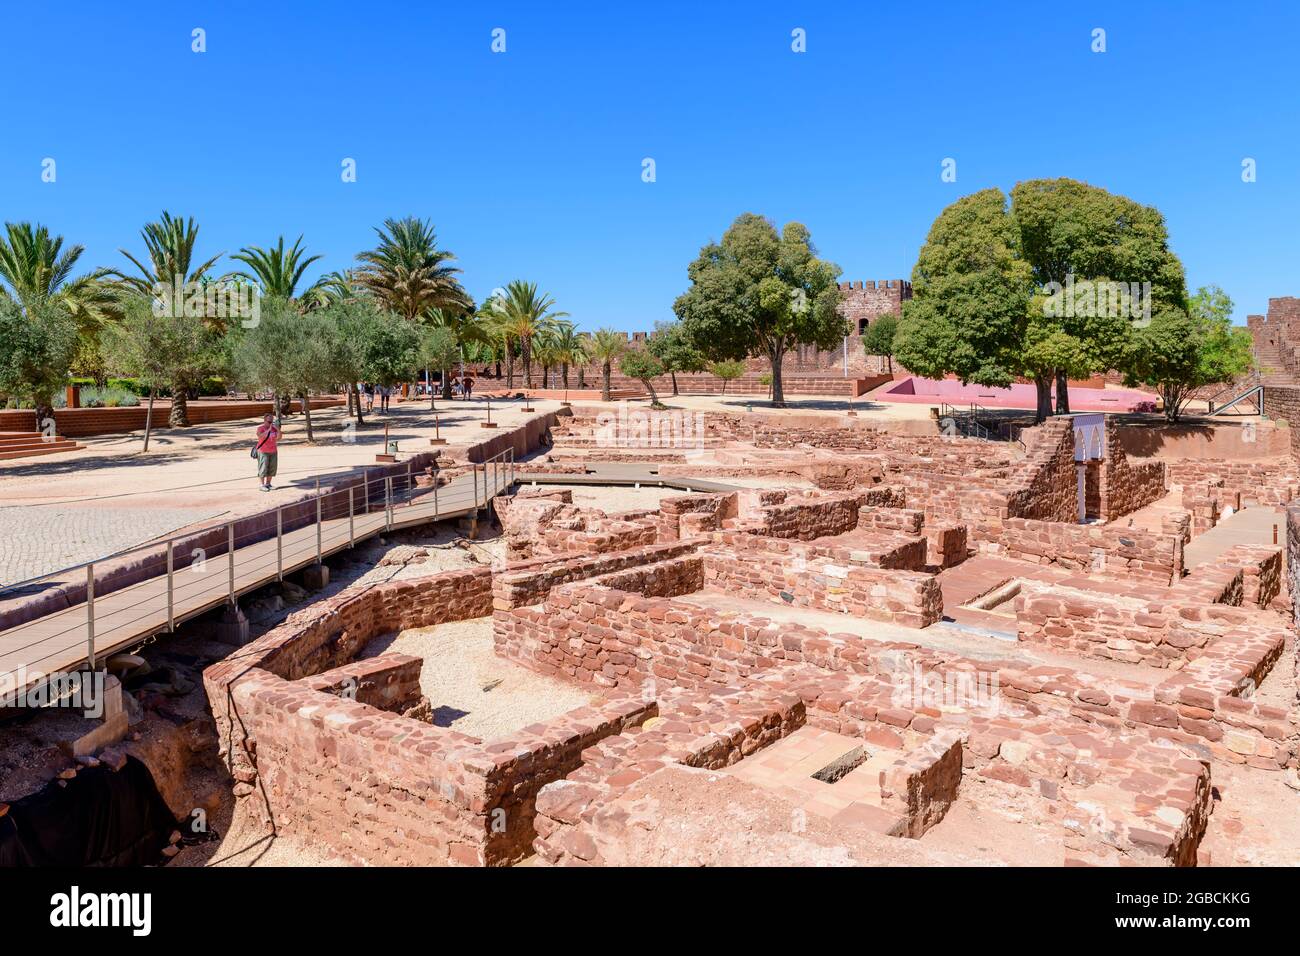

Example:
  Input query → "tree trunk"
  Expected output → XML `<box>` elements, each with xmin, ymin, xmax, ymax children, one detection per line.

<box><xmin>769</xmin><ymin>345</ymin><xmax>786</xmax><ymax>407</ymax></box>
<box><xmin>671</xmin><ymin>371</ymin><xmax>679</xmax><ymax>396</ymax></box>
<box><xmin>143</xmin><ymin>390</ymin><xmax>156</xmax><ymax>452</ymax></box>
<box><xmin>441</xmin><ymin>366</ymin><xmax>453</xmax><ymax>401</ymax></box>
<box><xmin>495</xmin><ymin>360</ymin><xmax>501</xmax><ymax>378</ymax></box>
<box><xmin>169</xmin><ymin>384</ymin><xmax>190</xmax><ymax>427</ymax></box>
<box><xmin>505</xmin><ymin>341</ymin><xmax>515</xmax><ymax>388</ymax></box>
<box><xmin>301</xmin><ymin>391</ymin><xmax>315</xmax><ymax>442</ymax></box>
<box><xmin>644</xmin><ymin>378</ymin><xmax>660</xmax><ymax>405</ymax></box>
<box><xmin>578</xmin><ymin>367</ymin><xmax>586</xmax><ymax>388</ymax></box>
<box><xmin>1033</xmin><ymin>375</ymin><xmax>1053</xmax><ymax>423</ymax></box>
<box><xmin>562</xmin><ymin>364</ymin><xmax>569</xmax><ymax>388</ymax></box>
<box><xmin>1055</xmin><ymin>369</ymin><xmax>1071</xmax><ymax>415</ymax></box>
<box><xmin>602</xmin><ymin>361</ymin><xmax>612</xmax><ymax>402</ymax></box>
<box><xmin>523</xmin><ymin>338</ymin><xmax>533</xmax><ymax>388</ymax></box>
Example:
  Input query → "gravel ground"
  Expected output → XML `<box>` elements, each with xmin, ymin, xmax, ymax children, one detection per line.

<box><xmin>361</xmin><ymin>617</ymin><xmax>598</xmax><ymax>742</ymax></box>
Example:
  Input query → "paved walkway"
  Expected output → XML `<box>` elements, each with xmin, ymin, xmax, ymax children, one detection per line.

<box><xmin>0</xmin><ymin>463</ymin><xmax>512</xmax><ymax>705</ymax></box>
<box><xmin>0</xmin><ymin>505</ymin><xmax>226</xmax><ymax>587</ymax></box>
<box><xmin>0</xmin><ymin>397</ymin><xmax>557</xmax><ymax>587</ymax></box>
<box><xmin>1184</xmin><ymin>505</ymin><xmax>1285</xmax><ymax>569</ymax></box>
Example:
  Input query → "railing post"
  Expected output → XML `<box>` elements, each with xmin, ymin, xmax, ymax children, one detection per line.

<box><xmin>86</xmin><ymin>563</ymin><xmax>96</xmax><ymax>669</ymax></box>
<box><xmin>276</xmin><ymin>507</ymin><xmax>283</xmax><ymax>581</ymax></box>
<box><xmin>227</xmin><ymin>522</ymin><xmax>235</xmax><ymax>603</ymax></box>
<box><xmin>316</xmin><ymin>492</ymin><xmax>323</xmax><ymax>564</ymax></box>
<box><xmin>348</xmin><ymin>487</ymin><xmax>355</xmax><ymax>546</ymax></box>
<box><xmin>386</xmin><ymin>477</ymin><xmax>393</xmax><ymax>530</ymax></box>
<box><xmin>166</xmin><ymin>541</ymin><xmax>174</xmax><ymax>632</ymax></box>
<box><xmin>433</xmin><ymin>470</ymin><xmax>439</xmax><ymax>515</ymax></box>
<box><xmin>364</xmin><ymin>468</ymin><xmax>370</xmax><ymax>514</ymax></box>
<box><xmin>406</xmin><ymin>461</ymin><xmax>412</xmax><ymax>506</ymax></box>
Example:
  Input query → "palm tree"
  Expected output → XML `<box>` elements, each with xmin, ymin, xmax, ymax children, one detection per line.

<box><xmin>301</xmin><ymin>269</ymin><xmax>359</xmax><ymax>311</ymax></box>
<box><xmin>587</xmin><ymin>328</ymin><xmax>628</xmax><ymax>402</ymax></box>
<box><xmin>532</xmin><ymin>325</ymin><xmax>562</xmax><ymax>389</ymax></box>
<box><xmin>231</xmin><ymin>235</ymin><xmax>327</xmax><ymax>304</ymax></box>
<box><xmin>0</xmin><ymin>222</ymin><xmax>119</xmax><ymax>325</ymax></box>
<box><xmin>109</xmin><ymin>212</ymin><xmax>224</xmax><ymax>425</ymax></box>
<box><xmin>355</xmin><ymin>217</ymin><xmax>469</xmax><ymax>321</ymax></box>
<box><xmin>0</xmin><ymin>222</ymin><xmax>121</xmax><ymax>386</ymax></box>
<box><xmin>550</xmin><ymin>321</ymin><xmax>588</xmax><ymax>390</ymax></box>
<box><xmin>426</xmin><ymin>306</ymin><xmax>485</xmax><ymax>399</ymax></box>
<box><xmin>495</xmin><ymin>280</ymin><xmax>569</xmax><ymax>388</ymax></box>
<box><xmin>478</xmin><ymin>293</ymin><xmax>518</xmax><ymax>387</ymax></box>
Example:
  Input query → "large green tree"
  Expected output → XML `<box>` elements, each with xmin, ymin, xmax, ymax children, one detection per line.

<box><xmin>894</xmin><ymin>181</ymin><xmax>1188</xmax><ymax>421</ymax></box>
<box><xmin>1125</xmin><ymin>285</ymin><xmax>1253</xmax><ymax>422</ymax></box>
<box><xmin>673</xmin><ymin>213</ymin><xmax>842</xmax><ymax>407</ymax></box>
<box><xmin>893</xmin><ymin>189</ymin><xmax>1036</xmax><ymax>405</ymax></box>
<box><xmin>1011</xmin><ymin>178</ymin><xmax>1186</xmax><ymax>412</ymax></box>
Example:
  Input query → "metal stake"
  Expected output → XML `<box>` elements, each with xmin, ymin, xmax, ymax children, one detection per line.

<box><xmin>348</xmin><ymin>487</ymin><xmax>355</xmax><ymax>546</ymax></box>
<box><xmin>316</xmin><ymin>493</ymin><xmax>323</xmax><ymax>564</ymax></box>
<box><xmin>276</xmin><ymin>507</ymin><xmax>283</xmax><ymax>581</ymax></box>
<box><xmin>86</xmin><ymin>564</ymin><xmax>96</xmax><ymax>669</ymax></box>
<box><xmin>166</xmin><ymin>542</ymin><xmax>174</xmax><ymax>632</ymax></box>
<box><xmin>228</xmin><ymin>523</ymin><xmax>236</xmax><ymax>602</ymax></box>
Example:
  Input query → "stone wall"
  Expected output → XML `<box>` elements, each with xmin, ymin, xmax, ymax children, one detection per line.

<box><xmin>700</xmin><ymin>547</ymin><xmax>942</xmax><ymax>627</ymax></box>
<box><xmin>998</xmin><ymin>516</ymin><xmax>1185</xmax><ymax>584</ymax></box>
<box><xmin>1099</xmin><ymin>426</ymin><xmax>1167</xmax><ymax>520</ymax></box>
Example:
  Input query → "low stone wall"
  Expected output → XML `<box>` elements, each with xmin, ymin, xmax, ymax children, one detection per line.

<box><xmin>1099</xmin><ymin>427</ymin><xmax>1167</xmax><ymax>520</ymax></box>
<box><xmin>491</xmin><ymin>541</ymin><xmax>698</xmax><ymax>610</ymax></box>
<box><xmin>1164</xmin><ymin>458</ymin><xmax>1300</xmax><ymax>508</ymax></box>
<box><xmin>997</xmin><ymin>516</ymin><xmax>1185</xmax><ymax>584</ymax></box>
<box><xmin>0</xmin><ymin>397</ymin><xmax>340</xmax><ymax>438</ymax></box>
<box><xmin>701</xmin><ymin>547</ymin><xmax>941</xmax><ymax>627</ymax></box>
<box><xmin>201</xmin><ymin>558</ymin><xmax>673</xmax><ymax>866</ymax></box>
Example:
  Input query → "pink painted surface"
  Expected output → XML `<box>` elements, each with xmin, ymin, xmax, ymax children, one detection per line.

<box><xmin>875</xmin><ymin>376</ymin><xmax>1159</xmax><ymax>412</ymax></box>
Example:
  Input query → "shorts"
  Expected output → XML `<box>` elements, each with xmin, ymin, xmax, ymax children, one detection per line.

<box><xmin>257</xmin><ymin>451</ymin><xmax>278</xmax><ymax>478</ymax></box>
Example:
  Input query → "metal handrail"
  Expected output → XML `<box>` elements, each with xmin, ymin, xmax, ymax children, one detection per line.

<box><xmin>2</xmin><ymin>446</ymin><xmax>518</xmax><ymax>683</ymax></box>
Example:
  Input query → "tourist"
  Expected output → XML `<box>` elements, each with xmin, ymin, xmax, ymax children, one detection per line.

<box><xmin>380</xmin><ymin>384</ymin><xmax>391</xmax><ymax>413</ymax></box>
<box><xmin>253</xmin><ymin>413</ymin><xmax>281</xmax><ymax>492</ymax></box>
<box><xmin>363</xmin><ymin>382</ymin><xmax>374</xmax><ymax>413</ymax></box>
<box><xmin>463</xmin><ymin>374</ymin><xmax>474</xmax><ymax>400</ymax></box>
<box><xmin>451</xmin><ymin>376</ymin><xmax>462</xmax><ymax>398</ymax></box>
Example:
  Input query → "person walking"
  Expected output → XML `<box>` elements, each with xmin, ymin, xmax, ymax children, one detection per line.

<box><xmin>363</xmin><ymin>382</ymin><xmax>374</xmax><ymax>413</ymax></box>
<box><xmin>380</xmin><ymin>384</ymin><xmax>391</xmax><ymax>413</ymax></box>
<box><xmin>253</xmin><ymin>413</ymin><xmax>281</xmax><ymax>492</ymax></box>
<box><xmin>463</xmin><ymin>374</ymin><xmax>474</xmax><ymax>400</ymax></box>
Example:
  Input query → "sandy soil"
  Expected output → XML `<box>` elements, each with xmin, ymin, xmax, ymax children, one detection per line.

<box><xmin>361</xmin><ymin>617</ymin><xmax>598</xmax><ymax>742</ymax></box>
<box><xmin>568</xmin><ymin>764</ymin><xmax>987</xmax><ymax>866</ymax></box>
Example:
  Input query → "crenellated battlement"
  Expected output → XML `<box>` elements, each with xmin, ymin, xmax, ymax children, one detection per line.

<box><xmin>837</xmin><ymin>279</ymin><xmax>913</xmax><ymax>296</ymax></box>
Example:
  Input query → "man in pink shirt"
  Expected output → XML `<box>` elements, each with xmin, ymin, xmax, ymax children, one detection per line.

<box><xmin>254</xmin><ymin>413</ymin><xmax>281</xmax><ymax>491</ymax></box>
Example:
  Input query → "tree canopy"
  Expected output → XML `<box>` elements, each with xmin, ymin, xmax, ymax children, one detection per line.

<box><xmin>894</xmin><ymin>180</ymin><xmax>1189</xmax><ymax>420</ymax></box>
<box><xmin>1124</xmin><ymin>285</ymin><xmax>1253</xmax><ymax>421</ymax></box>
<box><xmin>673</xmin><ymin>213</ymin><xmax>842</xmax><ymax>406</ymax></box>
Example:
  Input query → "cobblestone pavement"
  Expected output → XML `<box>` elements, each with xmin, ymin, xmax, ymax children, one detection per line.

<box><xmin>0</xmin><ymin>506</ymin><xmax>225</xmax><ymax>587</ymax></box>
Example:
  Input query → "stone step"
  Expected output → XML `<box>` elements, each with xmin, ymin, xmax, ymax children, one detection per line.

<box><xmin>0</xmin><ymin>439</ymin><xmax>85</xmax><ymax>460</ymax></box>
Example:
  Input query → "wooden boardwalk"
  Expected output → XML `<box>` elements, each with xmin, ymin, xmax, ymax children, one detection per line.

<box><xmin>0</xmin><ymin>464</ymin><xmax>510</xmax><ymax>705</ymax></box>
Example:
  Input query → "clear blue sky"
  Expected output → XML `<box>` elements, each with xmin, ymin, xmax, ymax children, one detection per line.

<box><xmin>3</xmin><ymin>1</ymin><xmax>1296</xmax><ymax>330</ymax></box>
